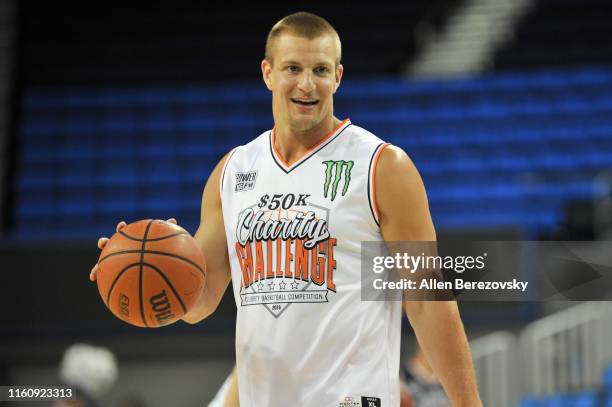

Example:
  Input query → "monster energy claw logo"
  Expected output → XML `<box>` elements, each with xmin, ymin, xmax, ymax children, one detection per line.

<box><xmin>323</xmin><ymin>160</ymin><xmax>354</xmax><ymax>201</ymax></box>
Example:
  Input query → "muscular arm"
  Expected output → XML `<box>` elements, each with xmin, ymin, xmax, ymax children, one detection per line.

<box><xmin>376</xmin><ymin>146</ymin><xmax>482</xmax><ymax>406</ymax></box>
<box><xmin>182</xmin><ymin>155</ymin><xmax>232</xmax><ymax>324</ymax></box>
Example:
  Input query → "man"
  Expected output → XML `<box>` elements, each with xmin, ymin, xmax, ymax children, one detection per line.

<box><xmin>91</xmin><ymin>12</ymin><xmax>481</xmax><ymax>406</ymax></box>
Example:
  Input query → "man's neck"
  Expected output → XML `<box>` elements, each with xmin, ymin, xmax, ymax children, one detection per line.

<box><xmin>274</xmin><ymin>116</ymin><xmax>342</xmax><ymax>166</ymax></box>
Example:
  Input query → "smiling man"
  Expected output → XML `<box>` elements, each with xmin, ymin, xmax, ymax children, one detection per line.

<box><xmin>91</xmin><ymin>11</ymin><xmax>482</xmax><ymax>407</ymax></box>
<box><xmin>262</xmin><ymin>20</ymin><xmax>342</xmax><ymax>140</ymax></box>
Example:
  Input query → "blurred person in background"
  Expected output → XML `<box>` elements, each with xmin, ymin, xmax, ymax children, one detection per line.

<box><xmin>53</xmin><ymin>343</ymin><xmax>118</xmax><ymax>407</ymax></box>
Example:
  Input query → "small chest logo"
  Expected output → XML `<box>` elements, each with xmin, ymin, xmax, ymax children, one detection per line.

<box><xmin>323</xmin><ymin>160</ymin><xmax>354</xmax><ymax>201</ymax></box>
<box><xmin>235</xmin><ymin>171</ymin><xmax>258</xmax><ymax>192</ymax></box>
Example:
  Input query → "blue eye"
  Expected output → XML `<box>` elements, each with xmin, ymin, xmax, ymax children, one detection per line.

<box><xmin>287</xmin><ymin>66</ymin><xmax>299</xmax><ymax>73</ymax></box>
<box><xmin>315</xmin><ymin>66</ymin><xmax>330</xmax><ymax>75</ymax></box>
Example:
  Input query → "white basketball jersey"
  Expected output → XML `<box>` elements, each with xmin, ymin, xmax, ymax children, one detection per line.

<box><xmin>220</xmin><ymin>119</ymin><xmax>402</xmax><ymax>407</ymax></box>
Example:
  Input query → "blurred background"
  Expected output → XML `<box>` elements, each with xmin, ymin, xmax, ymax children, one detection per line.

<box><xmin>0</xmin><ymin>0</ymin><xmax>611</xmax><ymax>406</ymax></box>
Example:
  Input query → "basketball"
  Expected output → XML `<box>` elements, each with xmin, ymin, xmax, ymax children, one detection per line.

<box><xmin>96</xmin><ymin>219</ymin><xmax>206</xmax><ymax>327</ymax></box>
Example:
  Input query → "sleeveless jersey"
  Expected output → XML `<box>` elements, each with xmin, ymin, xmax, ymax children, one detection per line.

<box><xmin>220</xmin><ymin>119</ymin><xmax>402</xmax><ymax>407</ymax></box>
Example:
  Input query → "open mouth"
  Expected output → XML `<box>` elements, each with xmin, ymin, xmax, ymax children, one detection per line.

<box><xmin>291</xmin><ymin>98</ymin><xmax>319</xmax><ymax>106</ymax></box>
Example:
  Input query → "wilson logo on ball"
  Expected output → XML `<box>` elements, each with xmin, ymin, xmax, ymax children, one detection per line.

<box><xmin>150</xmin><ymin>290</ymin><xmax>175</xmax><ymax>324</ymax></box>
<box><xmin>119</xmin><ymin>293</ymin><xmax>130</xmax><ymax>317</ymax></box>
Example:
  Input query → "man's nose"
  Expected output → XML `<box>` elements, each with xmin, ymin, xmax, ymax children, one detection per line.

<box><xmin>298</xmin><ymin>72</ymin><xmax>315</xmax><ymax>93</ymax></box>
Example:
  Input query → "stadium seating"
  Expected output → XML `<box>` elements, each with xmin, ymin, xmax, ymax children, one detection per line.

<box><xmin>495</xmin><ymin>0</ymin><xmax>612</xmax><ymax>69</ymax></box>
<box><xmin>13</xmin><ymin>66</ymin><xmax>612</xmax><ymax>239</ymax></box>
<box><xmin>603</xmin><ymin>365</ymin><xmax>612</xmax><ymax>390</ymax></box>
<box><xmin>20</xmin><ymin>1</ymin><xmax>460</xmax><ymax>85</ymax></box>
<box><xmin>518</xmin><ymin>392</ymin><xmax>599</xmax><ymax>407</ymax></box>
<box><xmin>517</xmin><ymin>363</ymin><xmax>612</xmax><ymax>407</ymax></box>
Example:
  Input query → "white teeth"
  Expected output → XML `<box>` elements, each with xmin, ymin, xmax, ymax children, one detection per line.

<box><xmin>291</xmin><ymin>98</ymin><xmax>318</xmax><ymax>105</ymax></box>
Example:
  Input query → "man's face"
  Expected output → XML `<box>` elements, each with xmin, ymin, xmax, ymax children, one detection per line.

<box><xmin>262</xmin><ymin>33</ymin><xmax>343</xmax><ymax>133</ymax></box>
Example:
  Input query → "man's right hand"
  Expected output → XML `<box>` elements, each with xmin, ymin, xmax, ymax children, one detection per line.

<box><xmin>88</xmin><ymin>219</ymin><xmax>176</xmax><ymax>282</ymax></box>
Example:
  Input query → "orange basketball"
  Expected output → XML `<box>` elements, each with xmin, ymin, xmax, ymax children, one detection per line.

<box><xmin>96</xmin><ymin>219</ymin><xmax>206</xmax><ymax>327</ymax></box>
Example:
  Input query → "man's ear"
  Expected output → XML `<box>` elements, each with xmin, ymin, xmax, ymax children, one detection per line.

<box><xmin>334</xmin><ymin>64</ymin><xmax>344</xmax><ymax>94</ymax></box>
<box><xmin>261</xmin><ymin>59</ymin><xmax>273</xmax><ymax>91</ymax></box>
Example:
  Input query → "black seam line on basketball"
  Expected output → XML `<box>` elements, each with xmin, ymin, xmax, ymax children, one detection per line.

<box><xmin>142</xmin><ymin>262</ymin><xmax>188</xmax><ymax>315</ymax></box>
<box><xmin>99</xmin><ymin>250</ymin><xmax>205</xmax><ymax>278</ymax></box>
<box><xmin>367</xmin><ymin>142</ymin><xmax>386</xmax><ymax>227</ymax></box>
<box><xmin>118</xmin><ymin>230</ymin><xmax>189</xmax><ymax>242</ymax></box>
<box><xmin>221</xmin><ymin>148</ymin><xmax>238</xmax><ymax>193</ymax></box>
<box><xmin>106</xmin><ymin>263</ymin><xmax>142</xmax><ymax>306</ymax></box>
<box><xmin>139</xmin><ymin>219</ymin><xmax>154</xmax><ymax>328</ymax></box>
<box><xmin>269</xmin><ymin>123</ymin><xmax>352</xmax><ymax>174</ymax></box>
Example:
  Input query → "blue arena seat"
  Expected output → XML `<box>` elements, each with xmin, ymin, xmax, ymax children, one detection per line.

<box><xmin>603</xmin><ymin>365</ymin><xmax>612</xmax><ymax>390</ymax></box>
<box><xmin>572</xmin><ymin>392</ymin><xmax>598</xmax><ymax>407</ymax></box>
<box><xmin>13</xmin><ymin>67</ymin><xmax>612</xmax><ymax>239</ymax></box>
<box><xmin>518</xmin><ymin>395</ymin><xmax>544</xmax><ymax>407</ymax></box>
<box><xmin>519</xmin><ymin>391</ymin><xmax>598</xmax><ymax>407</ymax></box>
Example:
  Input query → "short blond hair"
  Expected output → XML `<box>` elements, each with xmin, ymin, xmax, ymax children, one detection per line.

<box><xmin>265</xmin><ymin>12</ymin><xmax>342</xmax><ymax>66</ymax></box>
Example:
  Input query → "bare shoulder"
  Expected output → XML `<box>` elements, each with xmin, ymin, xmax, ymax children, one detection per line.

<box><xmin>212</xmin><ymin>151</ymin><xmax>234</xmax><ymax>189</ymax></box>
<box><xmin>375</xmin><ymin>144</ymin><xmax>435</xmax><ymax>241</ymax></box>
<box><xmin>377</xmin><ymin>145</ymin><xmax>421</xmax><ymax>181</ymax></box>
<box><xmin>375</xmin><ymin>145</ymin><xmax>427</xmax><ymax>202</ymax></box>
<box><xmin>200</xmin><ymin>150</ymin><xmax>235</xmax><ymax>215</ymax></box>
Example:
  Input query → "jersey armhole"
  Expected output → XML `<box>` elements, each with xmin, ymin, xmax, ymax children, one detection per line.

<box><xmin>219</xmin><ymin>147</ymin><xmax>239</xmax><ymax>196</ymax></box>
<box><xmin>367</xmin><ymin>143</ymin><xmax>391</xmax><ymax>227</ymax></box>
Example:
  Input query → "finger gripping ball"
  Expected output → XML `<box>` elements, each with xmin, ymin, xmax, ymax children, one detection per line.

<box><xmin>96</xmin><ymin>219</ymin><xmax>206</xmax><ymax>327</ymax></box>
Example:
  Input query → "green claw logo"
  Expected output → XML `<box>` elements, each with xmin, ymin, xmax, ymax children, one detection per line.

<box><xmin>322</xmin><ymin>160</ymin><xmax>354</xmax><ymax>201</ymax></box>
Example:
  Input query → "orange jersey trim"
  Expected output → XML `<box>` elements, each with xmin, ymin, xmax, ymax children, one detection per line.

<box><xmin>271</xmin><ymin>118</ymin><xmax>351</xmax><ymax>170</ymax></box>
<box><xmin>219</xmin><ymin>147</ymin><xmax>239</xmax><ymax>195</ymax></box>
<box><xmin>371</xmin><ymin>143</ymin><xmax>391</xmax><ymax>225</ymax></box>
